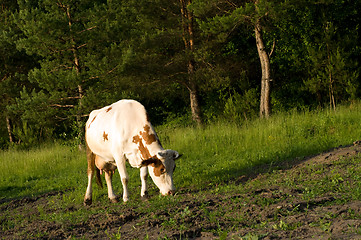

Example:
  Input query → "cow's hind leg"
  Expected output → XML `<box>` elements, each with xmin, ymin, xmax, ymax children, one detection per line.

<box><xmin>140</xmin><ymin>166</ymin><xmax>149</xmax><ymax>200</ymax></box>
<box><xmin>104</xmin><ymin>170</ymin><xmax>119</xmax><ymax>203</ymax></box>
<box><xmin>84</xmin><ymin>144</ymin><xmax>96</xmax><ymax>206</ymax></box>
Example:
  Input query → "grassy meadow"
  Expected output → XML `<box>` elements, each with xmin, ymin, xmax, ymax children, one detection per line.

<box><xmin>1</xmin><ymin>104</ymin><xmax>361</xmax><ymax>238</ymax></box>
<box><xmin>158</xmin><ymin>104</ymin><xmax>361</xmax><ymax>189</ymax></box>
<box><xmin>1</xmin><ymin>104</ymin><xmax>361</xmax><ymax>201</ymax></box>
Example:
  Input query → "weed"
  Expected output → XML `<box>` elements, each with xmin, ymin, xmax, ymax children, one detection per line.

<box><xmin>348</xmin><ymin>224</ymin><xmax>361</xmax><ymax>235</ymax></box>
<box><xmin>105</xmin><ymin>226</ymin><xmax>122</xmax><ymax>240</ymax></box>
<box><xmin>218</xmin><ymin>229</ymin><xmax>228</xmax><ymax>240</ymax></box>
<box><xmin>309</xmin><ymin>218</ymin><xmax>332</xmax><ymax>232</ymax></box>
<box><xmin>240</xmin><ymin>233</ymin><xmax>268</xmax><ymax>240</ymax></box>
<box><xmin>272</xmin><ymin>220</ymin><xmax>289</xmax><ymax>231</ymax></box>
<box><xmin>161</xmin><ymin>218</ymin><xmax>176</xmax><ymax>228</ymax></box>
<box><xmin>181</xmin><ymin>206</ymin><xmax>191</xmax><ymax>217</ymax></box>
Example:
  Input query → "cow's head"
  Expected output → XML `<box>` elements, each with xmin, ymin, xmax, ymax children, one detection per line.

<box><xmin>141</xmin><ymin>150</ymin><xmax>181</xmax><ymax>196</ymax></box>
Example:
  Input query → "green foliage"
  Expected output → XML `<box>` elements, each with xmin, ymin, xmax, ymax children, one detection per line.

<box><xmin>12</xmin><ymin>121</ymin><xmax>39</xmax><ymax>148</ymax></box>
<box><xmin>0</xmin><ymin>0</ymin><xmax>361</xmax><ymax>147</ymax></box>
<box><xmin>223</xmin><ymin>89</ymin><xmax>259</xmax><ymax>122</ymax></box>
<box><xmin>303</xmin><ymin>22</ymin><xmax>359</xmax><ymax>108</ymax></box>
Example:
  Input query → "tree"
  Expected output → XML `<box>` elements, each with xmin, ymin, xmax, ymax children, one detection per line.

<box><xmin>179</xmin><ymin>0</ymin><xmax>202</xmax><ymax>124</ymax></box>
<box><xmin>0</xmin><ymin>0</ymin><xmax>36</xmax><ymax>146</ymax></box>
<box><xmin>116</xmin><ymin>0</ymin><xmax>204</xmax><ymax>125</ymax></box>
<box><xmin>282</xmin><ymin>0</ymin><xmax>361</xmax><ymax>109</ymax></box>
<box><xmin>304</xmin><ymin>23</ymin><xmax>359</xmax><ymax>110</ymax></box>
<box><xmin>13</xmin><ymin>0</ymin><xmax>117</xmax><ymax>142</ymax></box>
<box><xmin>191</xmin><ymin>0</ymin><xmax>282</xmax><ymax>118</ymax></box>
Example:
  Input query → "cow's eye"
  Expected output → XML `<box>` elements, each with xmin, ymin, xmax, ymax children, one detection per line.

<box><xmin>160</xmin><ymin>168</ymin><xmax>166</xmax><ymax>174</ymax></box>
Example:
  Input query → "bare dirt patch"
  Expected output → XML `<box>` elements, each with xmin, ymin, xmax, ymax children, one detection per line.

<box><xmin>2</xmin><ymin>144</ymin><xmax>361</xmax><ymax>239</ymax></box>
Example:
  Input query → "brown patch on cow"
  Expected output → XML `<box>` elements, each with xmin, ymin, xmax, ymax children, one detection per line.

<box><xmin>132</xmin><ymin>125</ymin><xmax>161</xmax><ymax>161</ymax></box>
<box><xmin>153</xmin><ymin>161</ymin><xmax>166</xmax><ymax>177</ymax></box>
<box><xmin>132</xmin><ymin>135</ymin><xmax>152</xmax><ymax>159</ymax></box>
<box><xmin>142</xmin><ymin>157</ymin><xmax>166</xmax><ymax>177</ymax></box>
<box><xmin>103</xmin><ymin>131</ymin><xmax>108</xmax><ymax>141</ymax></box>
<box><xmin>106</xmin><ymin>106</ymin><xmax>112</xmax><ymax>112</ymax></box>
<box><xmin>88</xmin><ymin>115</ymin><xmax>97</xmax><ymax>128</ymax></box>
<box><xmin>140</xmin><ymin>125</ymin><xmax>157</xmax><ymax>145</ymax></box>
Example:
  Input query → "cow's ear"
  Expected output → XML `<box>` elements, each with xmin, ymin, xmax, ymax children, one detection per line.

<box><xmin>158</xmin><ymin>150</ymin><xmax>181</xmax><ymax>160</ymax></box>
<box><xmin>168</xmin><ymin>150</ymin><xmax>181</xmax><ymax>160</ymax></box>
<box><xmin>174</xmin><ymin>153</ymin><xmax>182</xmax><ymax>160</ymax></box>
<box><xmin>172</xmin><ymin>151</ymin><xmax>182</xmax><ymax>160</ymax></box>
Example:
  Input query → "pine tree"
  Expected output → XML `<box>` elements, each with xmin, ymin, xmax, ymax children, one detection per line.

<box><xmin>0</xmin><ymin>0</ymin><xmax>36</xmax><ymax>146</ymax></box>
<box><xmin>13</xmin><ymin>0</ymin><xmax>114</xmax><ymax>142</ymax></box>
<box><xmin>111</xmin><ymin>0</ymin><xmax>204</xmax><ymax>125</ymax></box>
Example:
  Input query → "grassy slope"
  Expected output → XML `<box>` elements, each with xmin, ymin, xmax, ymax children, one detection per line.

<box><xmin>160</xmin><ymin>103</ymin><xmax>361</xmax><ymax>189</ymax></box>
<box><xmin>1</xmin><ymin>104</ymin><xmax>361</xmax><ymax>238</ymax></box>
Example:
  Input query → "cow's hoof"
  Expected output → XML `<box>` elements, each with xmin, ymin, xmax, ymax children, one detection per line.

<box><xmin>83</xmin><ymin>198</ymin><xmax>92</xmax><ymax>206</ymax></box>
<box><xmin>109</xmin><ymin>197</ymin><xmax>120</xmax><ymax>203</ymax></box>
<box><xmin>141</xmin><ymin>192</ymin><xmax>149</xmax><ymax>201</ymax></box>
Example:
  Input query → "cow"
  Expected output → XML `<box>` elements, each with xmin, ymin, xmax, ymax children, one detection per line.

<box><xmin>84</xmin><ymin>99</ymin><xmax>181</xmax><ymax>204</ymax></box>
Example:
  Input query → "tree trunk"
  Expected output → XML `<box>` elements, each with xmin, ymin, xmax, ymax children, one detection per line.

<box><xmin>326</xmin><ymin>43</ymin><xmax>336</xmax><ymax>112</ymax></box>
<box><xmin>180</xmin><ymin>0</ymin><xmax>202</xmax><ymax>125</ymax></box>
<box><xmin>62</xmin><ymin>2</ymin><xmax>84</xmax><ymax>141</ymax></box>
<box><xmin>189</xmin><ymin>81</ymin><xmax>202</xmax><ymax>125</ymax></box>
<box><xmin>255</xmin><ymin>21</ymin><xmax>272</xmax><ymax>118</ymax></box>
<box><xmin>6</xmin><ymin>115</ymin><xmax>14</xmax><ymax>143</ymax></box>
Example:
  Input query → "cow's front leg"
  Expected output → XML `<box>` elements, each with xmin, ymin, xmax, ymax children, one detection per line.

<box><xmin>115</xmin><ymin>157</ymin><xmax>129</xmax><ymax>202</ymax></box>
<box><xmin>104</xmin><ymin>170</ymin><xmax>119</xmax><ymax>203</ymax></box>
<box><xmin>140</xmin><ymin>166</ymin><xmax>148</xmax><ymax>200</ymax></box>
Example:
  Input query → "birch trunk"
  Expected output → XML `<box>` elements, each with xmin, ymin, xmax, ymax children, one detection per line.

<box><xmin>255</xmin><ymin>21</ymin><xmax>272</xmax><ymax>118</ymax></box>
<box><xmin>6</xmin><ymin>115</ymin><xmax>14</xmax><ymax>143</ymax></box>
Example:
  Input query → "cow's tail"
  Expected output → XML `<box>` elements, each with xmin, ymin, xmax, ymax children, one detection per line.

<box><xmin>86</xmin><ymin>141</ymin><xmax>103</xmax><ymax>188</ymax></box>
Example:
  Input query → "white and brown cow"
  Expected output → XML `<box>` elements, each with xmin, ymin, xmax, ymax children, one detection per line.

<box><xmin>84</xmin><ymin>99</ymin><xmax>180</xmax><ymax>204</ymax></box>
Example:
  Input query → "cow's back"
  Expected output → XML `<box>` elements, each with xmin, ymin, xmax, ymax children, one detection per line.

<box><xmin>85</xmin><ymin>99</ymin><xmax>150</xmax><ymax>160</ymax></box>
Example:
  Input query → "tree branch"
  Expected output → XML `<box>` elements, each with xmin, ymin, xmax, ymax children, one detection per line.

<box><xmin>1</xmin><ymin>74</ymin><xmax>7</xmax><ymax>82</ymax></box>
<box><xmin>50</xmin><ymin>104</ymin><xmax>75</xmax><ymax>108</ymax></box>
<box><xmin>88</xmin><ymin>65</ymin><xmax>118</xmax><ymax>80</ymax></box>
<box><xmin>77</xmin><ymin>26</ymin><xmax>97</xmax><ymax>34</ymax></box>
<box><xmin>268</xmin><ymin>39</ymin><xmax>276</xmax><ymax>58</ymax></box>
<box><xmin>59</xmin><ymin>96</ymin><xmax>81</xmax><ymax>101</ymax></box>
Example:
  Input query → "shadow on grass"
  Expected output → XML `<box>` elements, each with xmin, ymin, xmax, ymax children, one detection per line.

<box><xmin>0</xmin><ymin>188</ymin><xmax>73</xmax><ymax>207</ymax></box>
<box><xmin>178</xmin><ymin>143</ymin><xmax>358</xmax><ymax>194</ymax></box>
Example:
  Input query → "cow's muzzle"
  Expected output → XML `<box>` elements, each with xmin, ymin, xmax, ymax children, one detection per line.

<box><xmin>162</xmin><ymin>190</ymin><xmax>175</xmax><ymax>196</ymax></box>
<box><xmin>167</xmin><ymin>190</ymin><xmax>175</xmax><ymax>196</ymax></box>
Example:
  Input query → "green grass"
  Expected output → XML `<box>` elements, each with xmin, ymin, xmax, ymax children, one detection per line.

<box><xmin>2</xmin><ymin>103</ymin><xmax>361</xmax><ymax>239</ymax></box>
<box><xmin>0</xmin><ymin>144</ymin><xmax>84</xmax><ymax>200</ymax></box>
<box><xmin>159</xmin><ymin>103</ymin><xmax>361</xmax><ymax>189</ymax></box>
<box><xmin>1</xmin><ymin>103</ymin><xmax>361</xmax><ymax>201</ymax></box>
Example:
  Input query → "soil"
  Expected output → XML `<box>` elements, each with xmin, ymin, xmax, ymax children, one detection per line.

<box><xmin>2</xmin><ymin>144</ymin><xmax>361</xmax><ymax>239</ymax></box>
